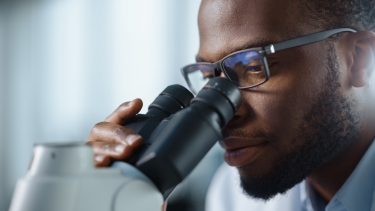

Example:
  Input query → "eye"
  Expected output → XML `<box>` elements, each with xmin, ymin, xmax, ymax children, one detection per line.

<box><xmin>246</xmin><ymin>64</ymin><xmax>263</xmax><ymax>72</ymax></box>
<box><xmin>245</xmin><ymin>61</ymin><xmax>264</xmax><ymax>73</ymax></box>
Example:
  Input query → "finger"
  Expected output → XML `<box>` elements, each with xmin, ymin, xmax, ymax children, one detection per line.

<box><xmin>87</xmin><ymin>121</ymin><xmax>143</xmax><ymax>146</ymax></box>
<box><xmin>94</xmin><ymin>154</ymin><xmax>112</xmax><ymax>167</ymax></box>
<box><xmin>105</xmin><ymin>98</ymin><xmax>143</xmax><ymax>124</ymax></box>
<box><xmin>91</xmin><ymin>141</ymin><xmax>137</xmax><ymax>160</ymax></box>
<box><xmin>87</xmin><ymin>122</ymin><xmax>143</xmax><ymax>163</ymax></box>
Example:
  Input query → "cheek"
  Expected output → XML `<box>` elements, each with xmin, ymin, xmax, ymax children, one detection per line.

<box><xmin>243</xmin><ymin>91</ymin><xmax>302</xmax><ymax>141</ymax></box>
<box><xmin>246</xmin><ymin>46</ymin><xmax>328</xmax><ymax>143</ymax></box>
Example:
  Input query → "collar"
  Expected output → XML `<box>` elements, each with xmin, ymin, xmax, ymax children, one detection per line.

<box><xmin>300</xmin><ymin>139</ymin><xmax>375</xmax><ymax>211</ymax></box>
<box><xmin>326</xmin><ymin>139</ymin><xmax>375</xmax><ymax>211</ymax></box>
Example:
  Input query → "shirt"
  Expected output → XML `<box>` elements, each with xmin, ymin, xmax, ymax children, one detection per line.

<box><xmin>205</xmin><ymin>140</ymin><xmax>375</xmax><ymax>211</ymax></box>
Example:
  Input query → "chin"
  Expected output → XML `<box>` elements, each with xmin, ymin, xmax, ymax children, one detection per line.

<box><xmin>238</xmin><ymin>169</ymin><xmax>302</xmax><ymax>201</ymax></box>
<box><xmin>235</xmin><ymin>150</ymin><xmax>308</xmax><ymax>200</ymax></box>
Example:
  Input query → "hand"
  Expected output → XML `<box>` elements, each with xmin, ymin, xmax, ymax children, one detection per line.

<box><xmin>87</xmin><ymin>99</ymin><xmax>144</xmax><ymax>167</ymax></box>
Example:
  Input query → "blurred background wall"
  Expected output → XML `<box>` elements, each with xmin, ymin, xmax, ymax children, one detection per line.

<box><xmin>0</xmin><ymin>1</ymin><xmax>224</xmax><ymax>210</ymax></box>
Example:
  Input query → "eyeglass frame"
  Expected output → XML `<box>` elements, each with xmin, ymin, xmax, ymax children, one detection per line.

<box><xmin>181</xmin><ymin>28</ymin><xmax>357</xmax><ymax>94</ymax></box>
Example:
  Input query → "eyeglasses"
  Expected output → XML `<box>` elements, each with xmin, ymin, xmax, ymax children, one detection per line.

<box><xmin>181</xmin><ymin>28</ymin><xmax>357</xmax><ymax>94</ymax></box>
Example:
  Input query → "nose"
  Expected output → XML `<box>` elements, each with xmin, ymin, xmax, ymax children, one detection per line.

<box><xmin>225</xmin><ymin>95</ymin><xmax>255</xmax><ymax>129</ymax></box>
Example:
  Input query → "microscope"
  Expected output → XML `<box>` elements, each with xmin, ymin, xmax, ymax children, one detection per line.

<box><xmin>9</xmin><ymin>78</ymin><xmax>241</xmax><ymax>211</ymax></box>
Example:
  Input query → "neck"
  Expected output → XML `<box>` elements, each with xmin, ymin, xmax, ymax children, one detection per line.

<box><xmin>307</xmin><ymin>132</ymin><xmax>374</xmax><ymax>202</ymax></box>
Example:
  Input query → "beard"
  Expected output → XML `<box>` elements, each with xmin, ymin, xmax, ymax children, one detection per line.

<box><xmin>239</xmin><ymin>44</ymin><xmax>361</xmax><ymax>200</ymax></box>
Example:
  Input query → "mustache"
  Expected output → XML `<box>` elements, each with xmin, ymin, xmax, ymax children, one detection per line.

<box><xmin>223</xmin><ymin>128</ymin><xmax>273</xmax><ymax>140</ymax></box>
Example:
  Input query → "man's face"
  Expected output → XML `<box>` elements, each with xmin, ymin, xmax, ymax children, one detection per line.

<box><xmin>198</xmin><ymin>0</ymin><xmax>359</xmax><ymax>199</ymax></box>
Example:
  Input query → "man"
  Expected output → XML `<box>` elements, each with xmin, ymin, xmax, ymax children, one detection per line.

<box><xmin>87</xmin><ymin>0</ymin><xmax>375</xmax><ymax>210</ymax></box>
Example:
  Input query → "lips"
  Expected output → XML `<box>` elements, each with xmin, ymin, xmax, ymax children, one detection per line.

<box><xmin>220</xmin><ymin>136</ymin><xmax>268</xmax><ymax>167</ymax></box>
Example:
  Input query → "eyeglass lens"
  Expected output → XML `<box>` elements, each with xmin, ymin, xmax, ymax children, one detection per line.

<box><xmin>185</xmin><ymin>50</ymin><xmax>267</xmax><ymax>93</ymax></box>
<box><xmin>222</xmin><ymin>50</ymin><xmax>267</xmax><ymax>88</ymax></box>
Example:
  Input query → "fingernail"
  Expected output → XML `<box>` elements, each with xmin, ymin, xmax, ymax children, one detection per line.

<box><xmin>126</xmin><ymin>134</ymin><xmax>142</xmax><ymax>145</ymax></box>
<box><xmin>121</xmin><ymin>101</ymin><xmax>133</xmax><ymax>109</ymax></box>
<box><xmin>103</xmin><ymin>144</ymin><xmax>110</xmax><ymax>151</ymax></box>
<box><xmin>126</xmin><ymin>101</ymin><xmax>133</xmax><ymax>107</ymax></box>
<box><xmin>130</xmin><ymin>99</ymin><xmax>136</xmax><ymax>104</ymax></box>
<box><xmin>95</xmin><ymin>155</ymin><xmax>105</xmax><ymax>162</ymax></box>
<box><xmin>128</xmin><ymin>99</ymin><xmax>137</xmax><ymax>106</ymax></box>
<box><xmin>115</xmin><ymin>144</ymin><xmax>125</xmax><ymax>153</ymax></box>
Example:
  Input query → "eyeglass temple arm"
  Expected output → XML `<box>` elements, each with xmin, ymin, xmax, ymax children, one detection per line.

<box><xmin>264</xmin><ymin>28</ymin><xmax>357</xmax><ymax>54</ymax></box>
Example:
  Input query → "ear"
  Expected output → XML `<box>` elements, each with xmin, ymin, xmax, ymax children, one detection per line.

<box><xmin>346</xmin><ymin>31</ymin><xmax>375</xmax><ymax>87</ymax></box>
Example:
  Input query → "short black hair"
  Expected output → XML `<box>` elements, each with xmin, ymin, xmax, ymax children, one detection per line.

<box><xmin>304</xmin><ymin>0</ymin><xmax>375</xmax><ymax>31</ymax></box>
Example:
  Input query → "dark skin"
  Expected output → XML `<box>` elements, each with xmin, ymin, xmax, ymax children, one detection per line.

<box><xmin>87</xmin><ymin>0</ymin><xmax>375</xmax><ymax>204</ymax></box>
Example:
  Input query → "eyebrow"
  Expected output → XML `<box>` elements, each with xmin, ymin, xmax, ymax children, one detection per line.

<box><xmin>195</xmin><ymin>39</ymin><xmax>278</xmax><ymax>63</ymax></box>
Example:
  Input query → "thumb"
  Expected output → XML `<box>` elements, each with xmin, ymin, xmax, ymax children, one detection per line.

<box><xmin>105</xmin><ymin>98</ymin><xmax>143</xmax><ymax>124</ymax></box>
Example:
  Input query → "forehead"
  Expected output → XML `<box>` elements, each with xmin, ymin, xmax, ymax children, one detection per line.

<box><xmin>198</xmin><ymin>0</ymin><xmax>311</xmax><ymax>61</ymax></box>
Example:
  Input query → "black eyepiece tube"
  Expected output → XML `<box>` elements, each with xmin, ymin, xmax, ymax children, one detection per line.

<box><xmin>136</xmin><ymin>78</ymin><xmax>241</xmax><ymax>197</ymax></box>
<box><xmin>124</xmin><ymin>84</ymin><xmax>194</xmax><ymax>164</ymax></box>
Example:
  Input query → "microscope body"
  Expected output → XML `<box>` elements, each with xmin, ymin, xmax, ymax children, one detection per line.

<box><xmin>9</xmin><ymin>78</ymin><xmax>241</xmax><ymax>211</ymax></box>
<box><xmin>9</xmin><ymin>143</ymin><xmax>163</xmax><ymax>211</ymax></box>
